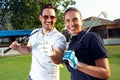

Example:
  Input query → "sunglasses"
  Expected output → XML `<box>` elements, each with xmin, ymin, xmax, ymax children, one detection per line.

<box><xmin>42</xmin><ymin>15</ymin><xmax>56</xmax><ymax>20</ymax></box>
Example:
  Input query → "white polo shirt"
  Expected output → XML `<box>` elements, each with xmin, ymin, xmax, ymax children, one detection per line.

<box><xmin>28</xmin><ymin>28</ymin><xmax>66</xmax><ymax>80</ymax></box>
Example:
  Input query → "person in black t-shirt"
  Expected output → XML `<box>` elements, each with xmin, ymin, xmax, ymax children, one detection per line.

<box><xmin>63</xmin><ymin>7</ymin><xmax>110</xmax><ymax>80</ymax></box>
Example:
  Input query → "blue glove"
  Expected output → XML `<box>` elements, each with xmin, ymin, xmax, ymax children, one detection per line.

<box><xmin>63</xmin><ymin>50</ymin><xmax>78</xmax><ymax>69</ymax></box>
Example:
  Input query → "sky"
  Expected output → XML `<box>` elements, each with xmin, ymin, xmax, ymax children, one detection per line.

<box><xmin>70</xmin><ymin>0</ymin><xmax>120</xmax><ymax>21</ymax></box>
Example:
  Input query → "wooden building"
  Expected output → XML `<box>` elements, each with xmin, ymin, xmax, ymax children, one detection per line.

<box><xmin>83</xmin><ymin>17</ymin><xmax>120</xmax><ymax>45</ymax></box>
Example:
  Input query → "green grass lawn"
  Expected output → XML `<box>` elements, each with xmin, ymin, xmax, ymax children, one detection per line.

<box><xmin>0</xmin><ymin>45</ymin><xmax>120</xmax><ymax>80</ymax></box>
<box><xmin>0</xmin><ymin>55</ymin><xmax>31</xmax><ymax>80</ymax></box>
<box><xmin>105</xmin><ymin>45</ymin><xmax>120</xmax><ymax>80</ymax></box>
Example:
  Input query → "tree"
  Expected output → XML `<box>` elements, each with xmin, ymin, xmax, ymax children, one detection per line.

<box><xmin>0</xmin><ymin>0</ymin><xmax>10</xmax><ymax>27</ymax></box>
<box><xmin>1</xmin><ymin>0</ymin><xmax>76</xmax><ymax>31</ymax></box>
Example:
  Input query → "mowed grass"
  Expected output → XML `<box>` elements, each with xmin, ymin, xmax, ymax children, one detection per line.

<box><xmin>106</xmin><ymin>45</ymin><xmax>120</xmax><ymax>80</ymax></box>
<box><xmin>0</xmin><ymin>45</ymin><xmax>120</xmax><ymax>80</ymax></box>
<box><xmin>0</xmin><ymin>55</ymin><xmax>70</xmax><ymax>80</ymax></box>
<box><xmin>0</xmin><ymin>55</ymin><xmax>31</xmax><ymax>80</ymax></box>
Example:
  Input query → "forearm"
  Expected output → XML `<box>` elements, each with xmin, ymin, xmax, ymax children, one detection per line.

<box><xmin>17</xmin><ymin>46</ymin><xmax>31</xmax><ymax>54</ymax></box>
<box><xmin>62</xmin><ymin>50</ymin><xmax>110</xmax><ymax>79</ymax></box>
<box><xmin>50</xmin><ymin>48</ymin><xmax>64</xmax><ymax>64</ymax></box>
<box><xmin>77</xmin><ymin>62</ymin><xmax>110</xmax><ymax>79</ymax></box>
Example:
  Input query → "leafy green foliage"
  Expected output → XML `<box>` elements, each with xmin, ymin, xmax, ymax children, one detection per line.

<box><xmin>0</xmin><ymin>0</ymin><xmax>76</xmax><ymax>31</ymax></box>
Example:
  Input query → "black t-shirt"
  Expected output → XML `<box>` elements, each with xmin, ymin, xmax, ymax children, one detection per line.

<box><xmin>66</xmin><ymin>30</ymin><xmax>108</xmax><ymax>80</ymax></box>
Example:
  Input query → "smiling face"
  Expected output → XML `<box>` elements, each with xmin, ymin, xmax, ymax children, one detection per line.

<box><xmin>39</xmin><ymin>8</ymin><xmax>56</xmax><ymax>34</ymax></box>
<box><xmin>64</xmin><ymin>11</ymin><xmax>83</xmax><ymax>36</ymax></box>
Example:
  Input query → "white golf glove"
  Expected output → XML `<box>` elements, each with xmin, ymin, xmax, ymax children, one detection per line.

<box><xmin>43</xmin><ymin>41</ymin><xmax>53</xmax><ymax>56</ymax></box>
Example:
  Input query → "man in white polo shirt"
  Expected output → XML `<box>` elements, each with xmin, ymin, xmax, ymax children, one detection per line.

<box><xmin>10</xmin><ymin>4</ymin><xmax>66</xmax><ymax>80</ymax></box>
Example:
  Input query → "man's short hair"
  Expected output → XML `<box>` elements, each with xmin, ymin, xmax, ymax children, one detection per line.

<box><xmin>40</xmin><ymin>4</ymin><xmax>57</xmax><ymax>15</ymax></box>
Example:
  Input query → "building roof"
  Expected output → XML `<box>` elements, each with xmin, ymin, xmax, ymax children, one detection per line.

<box><xmin>83</xmin><ymin>16</ymin><xmax>111</xmax><ymax>22</ymax></box>
<box><xmin>0</xmin><ymin>30</ymin><xmax>32</xmax><ymax>37</ymax></box>
<box><xmin>83</xmin><ymin>16</ymin><xmax>112</xmax><ymax>28</ymax></box>
<box><xmin>83</xmin><ymin>21</ymin><xmax>101</xmax><ymax>28</ymax></box>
